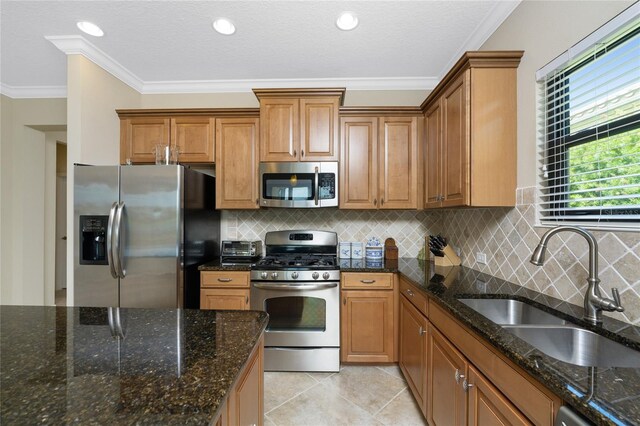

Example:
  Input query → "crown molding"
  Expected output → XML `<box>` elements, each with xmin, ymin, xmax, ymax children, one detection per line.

<box><xmin>142</xmin><ymin>76</ymin><xmax>438</xmax><ymax>94</ymax></box>
<box><xmin>0</xmin><ymin>83</ymin><xmax>66</xmax><ymax>99</ymax></box>
<box><xmin>438</xmin><ymin>0</ymin><xmax>521</xmax><ymax>79</ymax></box>
<box><xmin>45</xmin><ymin>35</ymin><xmax>144</xmax><ymax>92</ymax></box>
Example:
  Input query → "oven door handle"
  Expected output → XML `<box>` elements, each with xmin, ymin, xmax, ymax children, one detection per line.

<box><xmin>253</xmin><ymin>282</ymin><xmax>337</xmax><ymax>291</ymax></box>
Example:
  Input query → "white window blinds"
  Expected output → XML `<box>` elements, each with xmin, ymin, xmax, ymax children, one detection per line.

<box><xmin>536</xmin><ymin>7</ymin><xmax>640</xmax><ymax>228</ymax></box>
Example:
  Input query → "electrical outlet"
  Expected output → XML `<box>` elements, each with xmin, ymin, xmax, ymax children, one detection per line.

<box><xmin>476</xmin><ymin>252</ymin><xmax>487</xmax><ymax>265</ymax></box>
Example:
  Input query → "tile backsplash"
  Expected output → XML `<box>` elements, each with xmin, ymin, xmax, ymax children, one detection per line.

<box><xmin>437</xmin><ymin>187</ymin><xmax>640</xmax><ymax>325</ymax></box>
<box><xmin>221</xmin><ymin>188</ymin><xmax>639</xmax><ymax>325</ymax></box>
<box><xmin>221</xmin><ymin>209</ymin><xmax>440</xmax><ymax>259</ymax></box>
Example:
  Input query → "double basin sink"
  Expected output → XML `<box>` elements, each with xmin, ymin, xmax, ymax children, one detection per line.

<box><xmin>459</xmin><ymin>298</ymin><xmax>640</xmax><ymax>368</ymax></box>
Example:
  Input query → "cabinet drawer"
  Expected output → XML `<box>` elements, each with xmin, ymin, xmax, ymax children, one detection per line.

<box><xmin>341</xmin><ymin>273</ymin><xmax>394</xmax><ymax>290</ymax></box>
<box><xmin>399</xmin><ymin>276</ymin><xmax>428</xmax><ymax>316</ymax></box>
<box><xmin>430</xmin><ymin>303</ymin><xmax>560</xmax><ymax>426</ymax></box>
<box><xmin>201</xmin><ymin>271</ymin><xmax>250</xmax><ymax>288</ymax></box>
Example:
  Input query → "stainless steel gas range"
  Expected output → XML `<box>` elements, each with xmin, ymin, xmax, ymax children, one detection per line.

<box><xmin>250</xmin><ymin>230</ymin><xmax>340</xmax><ymax>372</ymax></box>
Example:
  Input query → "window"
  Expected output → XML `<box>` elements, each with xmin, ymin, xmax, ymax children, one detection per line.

<box><xmin>537</xmin><ymin>9</ymin><xmax>639</xmax><ymax>228</ymax></box>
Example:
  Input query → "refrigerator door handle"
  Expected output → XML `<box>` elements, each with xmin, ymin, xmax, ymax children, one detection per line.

<box><xmin>113</xmin><ymin>201</ymin><xmax>126</xmax><ymax>278</ymax></box>
<box><xmin>107</xmin><ymin>202</ymin><xmax>119</xmax><ymax>279</ymax></box>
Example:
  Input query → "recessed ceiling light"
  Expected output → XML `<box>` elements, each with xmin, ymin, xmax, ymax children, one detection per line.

<box><xmin>76</xmin><ymin>21</ymin><xmax>104</xmax><ymax>37</ymax></box>
<box><xmin>336</xmin><ymin>12</ymin><xmax>358</xmax><ymax>31</ymax></box>
<box><xmin>213</xmin><ymin>18</ymin><xmax>236</xmax><ymax>35</ymax></box>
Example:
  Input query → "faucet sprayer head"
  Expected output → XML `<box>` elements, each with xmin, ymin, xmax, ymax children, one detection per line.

<box><xmin>530</xmin><ymin>243</ymin><xmax>547</xmax><ymax>266</ymax></box>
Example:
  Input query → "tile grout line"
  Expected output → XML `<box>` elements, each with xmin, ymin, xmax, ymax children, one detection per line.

<box><xmin>373</xmin><ymin>386</ymin><xmax>409</xmax><ymax>417</ymax></box>
<box><xmin>375</xmin><ymin>366</ymin><xmax>405</xmax><ymax>381</ymax></box>
<box><xmin>264</xmin><ymin>380</ymin><xmax>322</xmax><ymax>416</ymax></box>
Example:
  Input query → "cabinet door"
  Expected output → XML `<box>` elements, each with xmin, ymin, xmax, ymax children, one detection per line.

<box><xmin>200</xmin><ymin>289</ymin><xmax>249</xmax><ymax>310</ymax></box>
<box><xmin>428</xmin><ymin>325</ymin><xmax>468</xmax><ymax>426</ymax></box>
<box><xmin>300</xmin><ymin>97</ymin><xmax>339</xmax><ymax>161</ymax></box>
<box><xmin>424</xmin><ymin>101</ymin><xmax>442</xmax><ymax>208</ymax></box>
<box><xmin>120</xmin><ymin>117</ymin><xmax>170</xmax><ymax>164</ymax></box>
<box><xmin>339</xmin><ymin>117</ymin><xmax>378</xmax><ymax>209</ymax></box>
<box><xmin>442</xmin><ymin>71</ymin><xmax>470</xmax><ymax>207</ymax></box>
<box><xmin>171</xmin><ymin>117</ymin><xmax>215</xmax><ymax>163</ymax></box>
<box><xmin>467</xmin><ymin>366</ymin><xmax>531</xmax><ymax>426</ymax></box>
<box><xmin>399</xmin><ymin>296</ymin><xmax>428</xmax><ymax>415</ymax></box>
<box><xmin>341</xmin><ymin>290</ymin><xmax>394</xmax><ymax>362</ymax></box>
<box><xmin>235</xmin><ymin>341</ymin><xmax>264</xmax><ymax>426</ymax></box>
<box><xmin>215</xmin><ymin>118</ymin><xmax>260</xmax><ymax>209</ymax></box>
<box><xmin>260</xmin><ymin>98</ymin><xmax>299</xmax><ymax>161</ymax></box>
<box><xmin>379</xmin><ymin>117</ymin><xmax>418</xmax><ymax>209</ymax></box>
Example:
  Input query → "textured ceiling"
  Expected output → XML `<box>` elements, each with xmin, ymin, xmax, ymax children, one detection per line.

<box><xmin>0</xmin><ymin>1</ymin><xmax>519</xmax><ymax>95</ymax></box>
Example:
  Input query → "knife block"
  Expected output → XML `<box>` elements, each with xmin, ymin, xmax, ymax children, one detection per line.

<box><xmin>434</xmin><ymin>245</ymin><xmax>461</xmax><ymax>267</ymax></box>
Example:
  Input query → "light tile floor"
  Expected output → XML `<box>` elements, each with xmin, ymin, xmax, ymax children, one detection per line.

<box><xmin>264</xmin><ymin>365</ymin><xmax>427</xmax><ymax>425</ymax></box>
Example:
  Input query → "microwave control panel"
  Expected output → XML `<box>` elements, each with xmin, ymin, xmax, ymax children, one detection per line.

<box><xmin>318</xmin><ymin>173</ymin><xmax>335</xmax><ymax>200</ymax></box>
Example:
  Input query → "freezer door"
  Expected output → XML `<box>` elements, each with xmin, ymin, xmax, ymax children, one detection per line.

<box><xmin>119</xmin><ymin>165</ymin><xmax>182</xmax><ymax>308</ymax></box>
<box><xmin>74</xmin><ymin>165</ymin><xmax>120</xmax><ymax>307</ymax></box>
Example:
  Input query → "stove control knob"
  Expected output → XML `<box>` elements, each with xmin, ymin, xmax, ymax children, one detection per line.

<box><xmin>271</xmin><ymin>272</ymin><xmax>278</xmax><ymax>280</ymax></box>
<box><xmin>322</xmin><ymin>272</ymin><xmax>330</xmax><ymax>280</ymax></box>
<box><xmin>312</xmin><ymin>272</ymin><xmax>319</xmax><ymax>280</ymax></box>
<box><xmin>291</xmin><ymin>272</ymin><xmax>299</xmax><ymax>279</ymax></box>
<box><xmin>260</xmin><ymin>272</ymin><xmax>268</xmax><ymax>279</ymax></box>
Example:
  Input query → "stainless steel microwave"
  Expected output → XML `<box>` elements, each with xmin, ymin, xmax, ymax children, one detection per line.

<box><xmin>259</xmin><ymin>162</ymin><xmax>338</xmax><ymax>208</ymax></box>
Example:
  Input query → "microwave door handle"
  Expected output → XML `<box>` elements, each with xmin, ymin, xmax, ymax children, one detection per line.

<box><xmin>314</xmin><ymin>166</ymin><xmax>319</xmax><ymax>206</ymax></box>
<box><xmin>107</xmin><ymin>202</ymin><xmax>118</xmax><ymax>279</ymax></box>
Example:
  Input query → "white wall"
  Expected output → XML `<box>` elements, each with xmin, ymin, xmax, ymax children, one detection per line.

<box><xmin>65</xmin><ymin>55</ymin><xmax>141</xmax><ymax>305</ymax></box>
<box><xmin>0</xmin><ymin>95</ymin><xmax>67</xmax><ymax>305</ymax></box>
<box><xmin>480</xmin><ymin>0</ymin><xmax>634</xmax><ymax>188</ymax></box>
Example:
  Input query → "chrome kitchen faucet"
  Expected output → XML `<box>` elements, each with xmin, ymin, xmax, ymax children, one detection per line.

<box><xmin>530</xmin><ymin>225</ymin><xmax>624</xmax><ymax>325</ymax></box>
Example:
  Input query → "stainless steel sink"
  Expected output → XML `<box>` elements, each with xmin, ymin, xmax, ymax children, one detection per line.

<box><xmin>502</xmin><ymin>325</ymin><xmax>640</xmax><ymax>368</ymax></box>
<box><xmin>458</xmin><ymin>298</ymin><xmax>567</xmax><ymax>325</ymax></box>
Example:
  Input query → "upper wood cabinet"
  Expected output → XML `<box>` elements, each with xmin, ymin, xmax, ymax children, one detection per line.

<box><xmin>120</xmin><ymin>117</ymin><xmax>171</xmax><ymax>164</ymax></box>
<box><xmin>171</xmin><ymin>117</ymin><xmax>215</xmax><ymax>163</ymax></box>
<box><xmin>254</xmin><ymin>88</ymin><xmax>344</xmax><ymax>162</ymax></box>
<box><xmin>119</xmin><ymin>116</ymin><xmax>213</xmax><ymax>164</ymax></box>
<box><xmin>215</xmin><ymin>117</ymin><xmax>260</xmax><ymax>209</ymax></box>
<box><xmin>421</xmin><ymin>51</ymin><xmax>523</xmax><ymax>208</ymax></box>
<box><xmin>340</xmin><ymin>114</ymin><xmax>420</xmax><ymax>209</ymax></box>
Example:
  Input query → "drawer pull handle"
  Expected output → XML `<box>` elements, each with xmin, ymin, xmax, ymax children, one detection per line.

<box><xmin>463</xmin><ymin>379</ymin><xmax>474</xmax><ymax>392</ymax></box>
<box><xmin>419</xmin><ymin>326</ymin><xmax>427</xmax><ymax>336</ymax></box>
<box><xmin>455</xmin><ymin>369</ymin><xmax>464</xmax><ymax>384</ymax></box>
<box><xmin>360</xmin><ymin>279</ymin><xmax>376</xmax><ymax>284</ymax></box>
<box><xmin>217</xmin><ymin>278</ymin><xmax>232</xmax><ymax>282</ymax></box>
<box><xmin>406</xmin><ymin>289</ymin><xmax>414</xmax><ymax>297</ymax></box>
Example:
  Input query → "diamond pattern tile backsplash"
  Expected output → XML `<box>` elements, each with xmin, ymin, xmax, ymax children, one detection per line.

<box><xmin>222</xmin><ymin>187</ymin><xmax>640</xmax><ymax>325</ymax></box>
<box><xmin>436</xmin><ymin>187</ymin><xmax>640</xmax><ymax>325</ymax></box>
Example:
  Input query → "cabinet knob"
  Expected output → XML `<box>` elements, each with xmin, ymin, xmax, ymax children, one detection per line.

<box><xmin>374</xmin><ymin>198</ymin><xmax>377</xmax><ymax>206</ymax></box>
<box><xmin>301</xmin><ymin>149</ymin><xmax>305</xmax><ymax>157</ymax></box>
<box><xmin>343</xmin><ymin>297</ymin><xmax>346</xmax><ymax>305</ymax></box>
<box><xmin>418</xmin><ymin>326</ymin><xmax>427</xmax><ymax>336</ymax></box>
<box><xmin>246</xmin><ymin>296</ymin><xmax>249</xmax><ymax>304</ymax></box>
<box><xmin>293</xmin><ymin>150</ymin><xmax>297</xmax><ymax>157</ymax></box>
<box><xmin>463</xmin><ymin>379</ymin><xmax>474</xmax><ymax>392</ymax></box>
<box><xmin>381</xmin><ymin>198</ymin><xmax>384</xmax><ymax>206</ymax></box>
<box><xmin>406</xmin><ymin>289</ymin><xmax>414</xmax><ymax>297</ymax></box>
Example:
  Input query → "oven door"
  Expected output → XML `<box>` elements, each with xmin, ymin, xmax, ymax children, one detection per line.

<box><xmin>259</xmin><ymin>162</ymin><xmax>338</xmax><ymax>208</ymax></box>
<box><xmin>251</xmin><ymin>281</ymin><xmax>339</xmax><ymax>347</ymax></box>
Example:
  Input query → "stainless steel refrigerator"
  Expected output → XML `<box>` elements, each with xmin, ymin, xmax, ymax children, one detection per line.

<box><xmin>74</xmin><ymin>164</ymin><xmax>220</xmax><ymax>309</ymax></box>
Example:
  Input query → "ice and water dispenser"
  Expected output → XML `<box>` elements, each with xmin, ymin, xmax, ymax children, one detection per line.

<box><xmin>79</xmin><ymin>215</ymin><xmax>108</xmax><ymax>265</ymax></box>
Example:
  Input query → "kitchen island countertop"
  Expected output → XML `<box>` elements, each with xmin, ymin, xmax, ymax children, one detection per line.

<box><xmin>0</xmin><ymin>305</ymin><xmax>267</xmax><ymax>425</ymax></box>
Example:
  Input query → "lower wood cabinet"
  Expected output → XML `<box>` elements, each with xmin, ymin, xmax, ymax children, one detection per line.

<box><xmin>340</xmin><ymin>272</ymin><xmax>397</xmax><ymax>363</ymax></box>
<box><xmin>215</xmin><ymin>337</ymin><xmax>264</xmax><ymax>426</ymax></box>
<box><xmin>200</xmin><ymin>271</ymin><xmax>250</xmax><ymax>310</ymax></box>
<box><xmin>427</xmin><ymin>324</ymin><xmax>469</xmax><ymax>426</ymax></box>
<box><xmin>399</xmin><ymin>295</ymin><xmax>428</xmax><ymax>415</ymax></box>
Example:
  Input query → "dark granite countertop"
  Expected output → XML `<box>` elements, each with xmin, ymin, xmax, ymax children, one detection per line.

<box><xmin>0</xmin><ymin>306</ymin><xmax>268</xmax><ymax>425</ymax></box>
<box><xmin>394</xmin><ymin>258</ymin><xmax>640</xmax><ymax>426</ymax></box>
<box><xmin>199</xmin><ymin>259</ymin><xmax>253</xmax><ymax>271</ymax></box>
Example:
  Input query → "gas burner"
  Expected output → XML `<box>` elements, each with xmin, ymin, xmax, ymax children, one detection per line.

<box><xmin>255</xmin><ymin>255</ymin><xmax>337</xmax><ymax>270</ymax></box>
